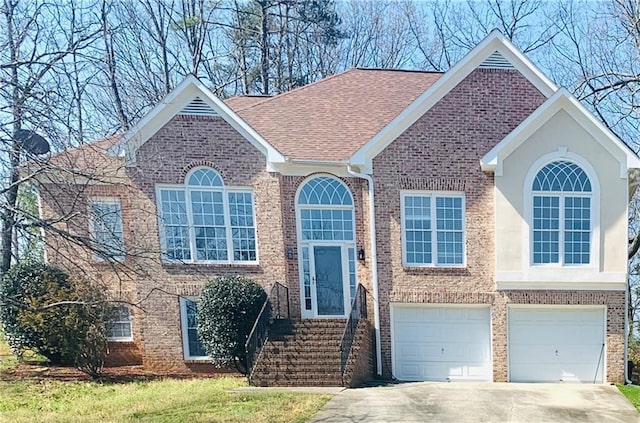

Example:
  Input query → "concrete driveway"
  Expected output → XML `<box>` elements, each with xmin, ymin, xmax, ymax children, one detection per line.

<box><xmin>308</xmin><ymin>382</ymin><xmax>640</xmax><ymax>423</ymax></box>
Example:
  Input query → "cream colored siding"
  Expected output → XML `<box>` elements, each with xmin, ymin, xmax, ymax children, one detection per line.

<box><xmin>495</xmin><ymin>109</ymin><xmax>628</xmax><ymax>287</ymax></box>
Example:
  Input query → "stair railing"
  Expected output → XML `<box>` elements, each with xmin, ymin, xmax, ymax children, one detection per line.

<box><xmin>339</xmin><ymin>283</ymin><xmax>368</xmax><ymax>386</ymax></box>
<box><xmin>245</xmin><ymin>282</ymin><xmax>289</xmax><ymax>382</ymax></box>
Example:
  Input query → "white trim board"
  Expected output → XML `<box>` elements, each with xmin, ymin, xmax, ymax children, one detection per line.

<box><xmin>481</xmin><ymin>89</ymin><xmax>640</xmax><ymax>177</ymax></box>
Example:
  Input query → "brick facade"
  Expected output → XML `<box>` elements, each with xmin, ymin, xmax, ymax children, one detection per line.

<box><xmin>39</xmin><ymin>67</ymin><xmax>627</xmax><ymax>382</ymax></box>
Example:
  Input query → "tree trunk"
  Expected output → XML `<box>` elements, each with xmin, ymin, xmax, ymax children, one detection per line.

<box><xmin>259</xmin><ymin>0</ymin><xmax>269</xmax><ymax>95</ymax></box>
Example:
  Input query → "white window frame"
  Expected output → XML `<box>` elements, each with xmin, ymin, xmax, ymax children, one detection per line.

<box><xmin>523</xmin><ymin>151</ymin><xmax>600</xmax><ymax>269</ymax></box>
<box><xmin>106</xmin><ymin>305</ymin><xmax>133</xmax><ymax>342</ymax></box>
<box><xmin>156</xmin><ymin>167</ymin><xmax>259</xmax><ymax>265</ymax></box>
<box><xmin>531</xmin><ymin>191</ymin><xmax>592</xmax><ymax>266</ymax></box>
<box><xmin>400</xmin><ymin>191</ymin><xmax>466</xmax><ymax>268</ymax></box>
<box><xmin>88</xmin><ymin>197</ymin><xmax>125</xmax><ymax>262</ymax></box>
<box><xmin>179</xmin><ymin>297</ymin><xmax>209</xmax><ymax>361</ymax></box>
<box><xmin>294</xmin><ymin>174</ymin><xmax>357</xmax><ymax>319</ymax></box>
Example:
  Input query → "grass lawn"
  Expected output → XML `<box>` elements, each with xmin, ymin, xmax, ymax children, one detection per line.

<box><xmin>0</xmin><ymin>377</ymin><xmax>331</xmax><ymax>422</ymax></box>
<box><xmin>618</xmin><ymin>384</ymin><xmax>640</xmax><ymax>412</ymax></box>
<box><xmin>0</xmin><ymin>331</ymin><xmax>332</xmax><ymax>422</ymax></box>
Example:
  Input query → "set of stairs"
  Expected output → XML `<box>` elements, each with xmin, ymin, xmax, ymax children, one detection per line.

<box><xmin>249</xmin><ymin>318</ymin><xmax>371</xmax><ymax>387</ymax></box>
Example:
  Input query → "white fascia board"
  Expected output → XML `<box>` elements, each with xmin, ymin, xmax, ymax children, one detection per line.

<box><xmin>271</xmin><ymin>160</ymin><xmax>353</xmax><ymax>177</ymax></box>
<box><xmin>121</xmin><ymin>75</ymin><xmax>285</xmax><ymax>169</ymax></box>
<box><xmin>350</xmin><ymin>29</ymin><xmax>558</xmax><ymax>165</ymax></box>
<box><xmin>481</xmin><ymin>88</ymin><xmax>640</xmax><ymax>177</ymax></box>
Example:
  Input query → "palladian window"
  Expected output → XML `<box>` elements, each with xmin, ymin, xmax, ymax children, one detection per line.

<box><xmin>157</xmin><ymin>167</ymin><xmax>257</xmax><ymax>264</ymax></box>
<box><xmin>531</xmin><ymin>160</ymin><xmax>592</xmax><ymax>265</ymax></box>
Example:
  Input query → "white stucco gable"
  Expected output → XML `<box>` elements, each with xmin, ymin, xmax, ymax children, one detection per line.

<box><xmin>481</xmin><ymin>88</ymin><xmax>640</xmax><ymax>179</ymax></box>
<box><xmin>117</xmin><ymin>74</ymin><xmax>286</xmax><ymax>170</ymax></box>
<box><xmin>349</xmin><ymin>29</ymin><xmax>558</xmax><ymax>172</ymax></box>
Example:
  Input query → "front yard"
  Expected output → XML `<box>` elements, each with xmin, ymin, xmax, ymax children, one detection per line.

<box><xmin>0</xmin><ymin>332</ymin><xmax>331</xmax><ymax>422</ymax></box>
<box><xmin>0</xmin><ymin>377</ymin><xmax>330</xmax><ymax>422</ymax></box>
<box><xmin>618</xmin><ymin>384</ymin><xmax>640</xmax><ymax>412</ymax></box>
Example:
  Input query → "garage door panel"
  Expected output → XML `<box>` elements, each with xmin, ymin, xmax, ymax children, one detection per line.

<box><xmin>508</xmin><ymin>307</ymin><xmax>605</xmax><ymax>383</ymax></box>
<box><xmin>392</xmin><ymin>305</ymin><xmax>492</xmax><ymax>381</ymax></box>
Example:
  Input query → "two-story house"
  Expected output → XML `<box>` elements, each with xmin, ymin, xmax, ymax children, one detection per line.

<box><xmin>39</xmin><ymin>30</ymin><xmax>639</xmax><ymax>385</ymax></box>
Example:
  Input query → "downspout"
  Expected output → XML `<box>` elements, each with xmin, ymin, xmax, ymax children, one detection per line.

<box><xmin>347</xmin><ymin>165</ymin><xmax>382</xmax><ymax>376</ymax></box>
<box><xmin>626</xmin><ymin>276</ymin><xmax>633</xmax><ymax>384</ymax></box>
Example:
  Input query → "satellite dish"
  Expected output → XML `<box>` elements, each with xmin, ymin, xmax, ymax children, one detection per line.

<box><xmin>15</xmin><ymin>129</ymin><xmax>50</xmax><ymax>155</ymax></box>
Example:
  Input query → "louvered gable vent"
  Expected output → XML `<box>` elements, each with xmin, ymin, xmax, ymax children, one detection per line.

<box><xmin>179</xmin><ymin>97</ymin><xmax>218</xmax><ymax>117</ymax></box>
<box><xmin>479</xmin><ymin>51</ymin><xmax>514</xmax><ymax>70</ymax></box>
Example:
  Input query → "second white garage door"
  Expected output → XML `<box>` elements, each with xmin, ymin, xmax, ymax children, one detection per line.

<box><xmin>508</xmin><ymin>307</ymin><xmax>605</xmax><ymax>383</ymax></box>
<box><xmin>391</xmin><ymin>305</ymin><xmax>492</xmax><ymax>381</ymax></box>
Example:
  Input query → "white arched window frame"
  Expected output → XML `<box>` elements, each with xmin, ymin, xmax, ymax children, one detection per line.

<box><xmin>295</xmin><ymin>175</ymin><xmax>357</xmax><ymax>317</ymax></box>
<box><xmin>523</xmin><ymin>151</ymin><xmax>600</xmax><ymax>268</ymax></box>
<box><xmin>156</xmin><ymin>167</ymin><xmax>258</xmax><ymax>264</ymax></box>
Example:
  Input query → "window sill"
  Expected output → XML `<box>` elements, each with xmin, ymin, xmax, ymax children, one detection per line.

<box><xmin>107</xmin><ymin>338</ymin><xmax>134</xmax><ymax>343</ymax></box>
<box><xmin>162</xmin><ymin>260</ymin><xmax>259</xmax><ymax>266</ymax></box>
<box><xmin>163</xmin><ymin>262</ymin><xmax>263</xmax><ymax>273</ymax></box>
<box><xmin>403</xmin><ymin>266</ymin><xmax>469</xmax><ymax>275</ymax></box>
<box><xmin>184</xmin><ymin>357</ymin><xmax>210</xmax><ymax>363</ymax></box>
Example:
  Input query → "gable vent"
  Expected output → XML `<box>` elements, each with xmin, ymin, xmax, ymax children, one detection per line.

<box><xmin>179</xmin><ymin>97</ymin><xmax>218</xmax><ymax>117</ymax></box>
<box><xmin>479</xmin><ymin>51</ymin><xmax>514</xmax><ymax>70</ymax></box>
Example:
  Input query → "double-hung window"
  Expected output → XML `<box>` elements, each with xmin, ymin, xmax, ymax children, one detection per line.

<box><xmin>89</xmin><ymin>199</ymin><xmax>125</xmax><ymax>261</ymax></box>
<box><xmin>106</xmin><ymin>306</ymin><xmax>132</xmax><ymax>341</ymax></box>
<box><xmin>531</xmin><ymin>160</ymin><xmax>592</xmax><ymax>265</ymax></box>
<box><xmin>402</xmin><ymin>192</ymin><xmax>465</xmax><ymax>266</ymax></box>
<box><xmin>157</xmin><ymin>167</ymin><xmax>257</xmax><ymax>264</ymax></box>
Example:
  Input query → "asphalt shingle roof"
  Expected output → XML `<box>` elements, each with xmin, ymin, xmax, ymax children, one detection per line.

<box><xmin>225</xmin><ymin>68</ymin><xmax>442</xmax><ymax>161</ymax></box>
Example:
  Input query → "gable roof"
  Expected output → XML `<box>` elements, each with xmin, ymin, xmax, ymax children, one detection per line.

<box><xmin>226</xmin><ymin>68</ymin><xmax>442</xmax><ymax>162</ymax></box>
<box><xmin>120</xmin><ymin>75</ymin><xmax>286</xmax><ymax>169</ymax></box>
<box><xmin>481</xmin><ymin>88</ymin><xmax>640</xmax><ymax>178</ymax></box>
<box><xmin>350</xmin><ymin>29</ymin><xmax>559</xmax><ymax>170</ymax></box>
<box><xmin>224</xmin><ymin>94</ymin><xmax>272</xmax><ymax>110</ymax></box>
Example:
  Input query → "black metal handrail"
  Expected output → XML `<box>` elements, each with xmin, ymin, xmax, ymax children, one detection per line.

<box><xmin>270</xmin><ymin>281</ymin><xmax>290</xmax><ymax>320</ymax></box>
<box><xmin>339</xmin><ymin>283</ymin><xmax>368</xmax><ymax>386</ymax></box>
<box><xmin>245</xmin><ymin>282</ymin><xmax>289</xmax><ymax>381</ymax></box>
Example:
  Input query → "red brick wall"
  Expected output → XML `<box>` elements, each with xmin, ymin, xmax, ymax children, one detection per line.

<box><xmin>372</xmin><ymin>68</ymin><xmax>547</xmax><ymax>378</ymax></box>
<box><xmin>124</xmin><ymin>115</ymin><xmax>287</xmax><ymax>372</ymax></box>
<box><xmin>369</xmin><ymin>67</ymin><xmax>626</xmax><ymax>383</ymax></box>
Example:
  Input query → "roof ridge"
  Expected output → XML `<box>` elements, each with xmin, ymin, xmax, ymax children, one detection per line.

<box><xmin>354</xmin><ymin>67</ymin><xmax>444</xmax><ymax>75</ymax></box>
<box><xmin>231</xmin><ymin>68</ymin><xmax>359</xmax><ymax>112</ymax></box>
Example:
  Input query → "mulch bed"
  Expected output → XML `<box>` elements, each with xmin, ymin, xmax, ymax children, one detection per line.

<box><xmin>0</xmin><ymin>357</ymin><xmax>243</xmax><ymax>383</ymax></box>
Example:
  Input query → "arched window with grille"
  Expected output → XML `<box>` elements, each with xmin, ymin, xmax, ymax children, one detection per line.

<box><xmin>531</xmin><ymin>160</ymin><xmax>592</xmax><ymax>265</ymax></box>
<box><xmin>157</xmin><ymin>167</ymin><xmax>257</xmax><ymax>263</ymax></box>
<box><xmin>296</xmin><ymin>176</ymin><xmax>357</xmax><ymax>318</ymax></box>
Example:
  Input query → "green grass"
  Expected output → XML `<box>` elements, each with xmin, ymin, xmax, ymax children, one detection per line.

<box><xmin>0</xmin><ymin>331</ymin><xmax>331</xmax><ymax>422</ymax></box>
<box><xmin>0</xmin><ymin>377</ymin><xmax>331</xmax><ymax>422</ymax></box>
<box><xmin>619</xmin><ymin>384</ymin><xmax>640</xmax><ymax>412</ymax></box>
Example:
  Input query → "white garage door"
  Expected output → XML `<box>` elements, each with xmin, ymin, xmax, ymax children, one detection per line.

<box><xmin>508</xmin><ymin>307</ymin><xmax>605</xmax><ymax>383</ymax></box>
<box><xmin>392</xmin><ymin>305</ymin><xmax>492</xmax><ymax>381</ymax></box>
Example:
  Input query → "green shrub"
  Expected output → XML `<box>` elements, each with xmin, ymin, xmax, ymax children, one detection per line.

<box><xmin>0</xmin><ymin>262</ymin><xmax>109</xmax><ymax>377</ymax></box>
<box><xmin>197</xmin><ymin>276</ymin><xmax>268</xmax><ymax>373</ymax></box>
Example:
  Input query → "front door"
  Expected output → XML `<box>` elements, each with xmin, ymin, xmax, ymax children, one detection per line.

<box><xmin>313</xmin><ymin>246</ymin><xmax>345</xmax><ymax>316</ymax></box>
